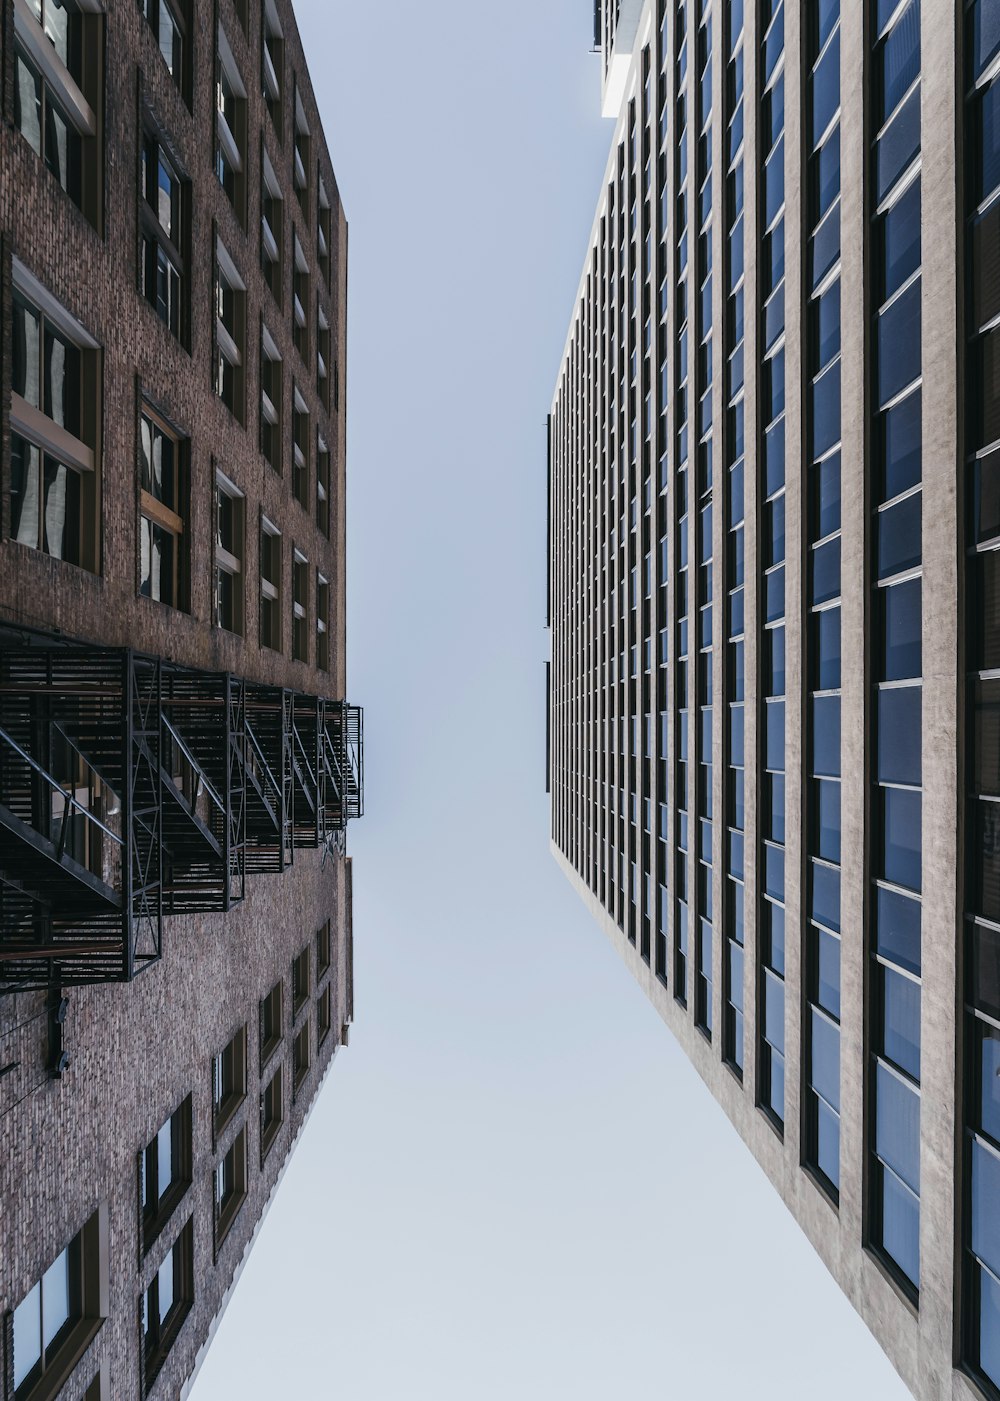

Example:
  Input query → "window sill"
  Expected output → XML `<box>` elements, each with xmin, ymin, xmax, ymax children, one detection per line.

<box><xmin>17</xmin><ymin>1316</ymin><xmax>104</xmax><ymax>1401</ymax></box>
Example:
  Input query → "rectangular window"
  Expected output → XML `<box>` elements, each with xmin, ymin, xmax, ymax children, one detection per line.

<box><xmin>215</xmin><ymin>27</ymin><xmax>246</xmax><ymax>221</ymax></box>
<box><xmin>293</xmin><ymin>232</ymin><xmax>310</xmax><ymax>360</ymax></box>
<box><xmin>140</xmin><ymin>131</ymin><xmax>187</xmax><ymax>342</ymax></box>
<box><xmin>215</xmin><ymin>470</ymin><xmax>244</xmax><ymax>635</ymax></box>
<box><xmin>13</xmin><ymin>0</ymin><xmax>102</xmax><ymax>227</ymax></box>
<box><xmin>262</xmin><ymin>0</ymin><xmax>283</xmax><ymax>134</ymax></box>
<box><xmin>318</xmin><ymin>178</ymin><xmax>332</xmax><ymax>286</ymax></box>
<box><xmin>139</xmin><ymin>1097</ymin><xmax>192</xmax><ymax>1254</ymax></box>
<box><xmin>292</xmin><ymin>387</ymin><xmax>310</xmax><ymax>505</ymax></box>
<box><xmin>9</xmin><ymin>264</ymin><xmax>100</xmax><ymax>572</ymax></box>
<box><xmin>316</xmin><ymin>571</ymin><xmax>330</xmax><ymax>671</ymax></box>
<box><xmin>316</xmin><ymin>433</ymin><xmax>331</xmax><ymax>536</ymax></box>
<box><xmin>293</xmin><ymin>1020</ymin><xmax>310</xmax><ymax>1096</ymax></box>
<box><xmin>317</xmin><ymin>984</ymin><xmax>332</xmax><ymax>1046</ymax></box>
<box><xmin>260</xmin><ymin>324</ymin><xmax>282</xmax><ymax>472</ymax></box>
<box><xmin>260</xmin><ymin>516</ymin><xmax>282</xmax><ymax>651</ymax></box>
<box><xmin>259</xmin><ymin>979</ymin><xmax>283</xmax><ymax>1070</ymax></box>
<box><xmin>214</xmin><ymin>1126</ymin><xmax>248</xmax><ymax>1248</ymax></box>
<box><xmin>260</xmin><ymin>145</ymin><xmax>283</xmax><ymax>303</ymax></box>
<box><xmin>292</xmin><ymin>944</ymin><xmax>310</xmax><ymax>1015</ymax></box>
<box><xmin>140</xmin><ymin>0</ymin><xmax>187</xmax><ymax>96</ymax></box>
<box><xmin>142</xmin><ymin>1218</ymin><xmax>193</xmax><ymax>1388</ymax></box>
<box><xmin>317</xmin><ymin>305</ymin><xmax>331</xmax><ymax>409</ymax></box>
<box><xmin>212</xmin><ymin>1025</ymin><xmax>247</xmax><ymax>1137</ymax></box>
<box><xmin>293</xmin><ymin>84</ymin><xmax>310</xmax><ymax>216</ymax></box>
<box><xmin>316</xmin><ymin>920</ymin><xmax>331</xmax><ymax>977</ymax></box>
<box><xmin>292</xmin><ymin>551</ymin><xmax>309</xmax><ymax>662</ymax></box>
<box><xmin>139</xmin><ymin>406</ymin><xmax>187</xmax><ymax>609</ymax></box>
<box><xmin>260</xmin><ymin>1065</ymin><xmax>283</xmax><ymax>1162</ymax></box>
<box><xmin>12</xmin><ymin>1206</ymin><xmax>108</xmax><ymax>1401</ymax></box>
<box><xmin>215</xmin><ymin>240</ymin><xmax>246</xmax><ymax>420</ymax></box>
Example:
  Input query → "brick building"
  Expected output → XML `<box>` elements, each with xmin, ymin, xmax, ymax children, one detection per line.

<box><xmin>0</xmin><ymin>0</ymin><xmax>363</xmax><ymax>1397</ymax></box>
<box><xmin>549</xmin><ymin>1</ymin><xmax>999</xmax><ymax>1398</ymax></box>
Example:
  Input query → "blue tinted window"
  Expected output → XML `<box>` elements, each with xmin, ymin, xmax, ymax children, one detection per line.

<box><xmin>812</xmin><ymin>695</ymin><xmax>841</xmax><ymax>776</ymax></box>
<box><xmin>764</xmin><ymin>3</ymin><xmax>784</xmax><ymax>82</ymax></box>
<box><xmin>980</xmin><ymin>1024</ymin><xmax>1000</xmax><ymax>1145</ymax></box>
<box><xmin>812</xmin><ymin>606</ymin><xmax>842</xmax><ymax>690</ymax></box>
<box><xmin>877</xmin><ymin>886</ymin><xmax>921</xmax><ymax>974</ymax></box>
<box><xmin>813</xmin><ymin>280</ymin><xmax>841</xmax><ymax>370</ymax></box>
<box><xmin>729</xmin><ymin>706</ymin><xmax>744</xmax><ymax>766</ymax></box>
<box><xmin>880</xmin><ymin>578</ymin><xmax>922</xmax><ymax>680</ymax></box>
<box><xmin>878</xmin><ymin>686</ymin><xmax>922</xmax><ymax>786</ymax></box>
<box><xmin>882</xmin><ymin>965</ymin><xmax>921</xmax><ymax>1079</ymax></box>
<box><xmin>981</xmin><ymin>1263</ymin><xmax>1000</xmax><ymax>1388</ymax></box>
<box><xmin>764</xmin><ymin>282</ymin><xmax>785</xmax><ymax>351</ymax></box>
<box><xmin>881</xmin><ymin>785</ymin><xmax>922</xmax><ymax>890</ymax></box>
<box><xmin>766</xmin><ymin>700</ymin><xmax>785</xmax><ymax>770</ymax></box>
<box><xmin>975</xmin><ymin>74</ymin><xmax>1000</xmax><ymax>205</ymax></box>
<box><xmin>810</xmin><ymin>202</ymin><xmax>840</xmax><ymax>290</ymax></box>
<box><xmin>732</xmin><ymin>879</ymin><xmax>745</xmax><ymax>940</ymax></box>
<box><xmin>728</xmin><ymin>587</ymin><xmax>744</xmax><ymax>638</ymax></box>
<box><xmin>768</xmin><ymin>625</ymin><xmax>786</xmax><ymax>694</ymax></box>
<box><xmin>812</xmin><ymin>31</ymin><xmax>839</xmax><ymax>140</ymax></box>
<box><xmin>879</xmin><ymin>176</ymin><xmax>920</xmax><ymax>301</ymax></box>
<box><xmin>730</xmin><ymin>831</ymin><xmax>745</xmax><ymax>880</ymax></box>
<box><xmin>765</xmin><ymin>418</ymin><xmax>785</xmax><ymax>495</ymax></box>
<box><xmin>972</xmin><ymin>1139</ymin><xmax>1000</xmax><ymax>1277</ymax></box>
<box><xmin>811</xmin><ymin>537</ymin><xmax>841</xmax><ymax>605</ymax></box>
<box><xmin>876</xmin><ymin>1063</ymin><xmax>920</xmax><ymax>1191</ymax></box>
<box><xmin>764</xmin><ymin>969</ymin><xmax>785</xmax><ymax>1054</ymax></box>
<box><xmin>971</xmin><ymin>0</ymin><xmax>1000</xmax><ymax>83</ymax></box>
<box><xmin>813</xmin><ymin>777</ymin><xmax>841</xmax><ymax>862</ymax></box>
<box><xmin>812</xmin><ymin>452</ymin><xmax>841</xmax><ymax>534</ymax></box>
<box><xmin>815</xmin><ymin>926</ymin><xmax>841</xmax><ymax>1018</ymax></box>
<box><xmin>811</xmin><ymin>859</ymin><xmax>841</xmax><ymax>932</ymax></box>
<box><xmin>766</xmin><ymin>219</ymin><xmax>785</xmax><ymax>294</ymax></box>
<box><xmin>972</xmin><ymin>443</ymin><xmax>1000</xmax><ymax>546</ymax></box>
<box><xmin>811</xmin><ymin>359</ymin><xmax>841</xmax><ymax>459</ymax></box>
<box><xmin>878</xmin><ymin>493</ymin><xmax>922</xmax><ymax>580</ymax></box>
<box><xmin>765</xmin><ymin>842</ymin><xmax>785</xmax><ymax>901</ymax></box>
<box><xmin>729</xmin><ymin>943</ymin><xmax>744</xmax><ymax>1013</ymax></box>
<box><xmin>766</xmin><ymin>352</ymin><xmax>786</xmax><ymax>424</ymax></box>
<box><xmin>768</xmin><ymin>773</ymin><xmax>786</xmax><ymax>843</ymax></box>
<box><xmin>880</xmin><ymin>389</ymin><xmax>922</xmax><ymax>500</ymax></box>
<box><xmin>879</xmin><ymin>1</ymin><xmax>920</xmax><ymax>122</ymax></box>
<box><xmin>877</xmin><ymin>87</ymin><xmax>920</xmax><ymax>202</ymax></box>
<box><xmin>880</xmin><ymin>1164</ymin><xmax>920</xmax><ymax>1287</ymax></box>
<box><xmin>729</xmin><ymin>460</ymin><xmax>744</xmax><ymax>523</ymax></box>
<box><xmin>766</xmin><ymin>899</ymin><xmax>785</xmax><ymax>972</ymax></box>
<box><xmin>812</xmin><ymin>126</ymin><xmax>840</xmax><ymax>222</ymax></box>
<box><xmin>815</xmin><ymin>1094</ymin><xmax>841</xmax><ymax>1187</ymax></box>
<box><xmin>767</xmin><ymin>493</ymin><xmax>785</xmax><ymax>566</ymax></box>
<box><xmin>765</xmin><ymin>565</ymin><xmax>785</xmax><ymax>623</ymax></box>
<box><xmin>765</xmin><ymin>138</ymin><xmax>785</xmax><ymax>228</ymax></box>
<box><xmin>810</xmin><ymin>1008</ymin><xmax>841</xmax><ymax>1109</ymax></box>
<box><xmin>878</xmin><ymin>280</ymin><xmax>921</xmax><ymax>406</ymax></box>
<box><xmin>765</xmin><ymin>73</ymin><xmax>785</xmax><ymax>151</ymax></box>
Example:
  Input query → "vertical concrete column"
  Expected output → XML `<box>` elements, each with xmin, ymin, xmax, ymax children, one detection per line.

<box><xmin>918</xmin><ymin>0</ymin><xmax>961</xmax><ymax>1382</ymax></box>
<box><xmin>782</xmin><ymin>0</ymin><xmax>806</xmax><ymax>1168</ymax></box>
<box><xmin>836</xmin><ymin>0</ymin><xmax>868</xmax><ymax>1252</ymax></box>
<box><xmin>741</xmin><ymin>0</ymin><xmax>761</xmax><ymax>1101</ymax></box>
<box><xmin>684</xmin><ymin>0</ymin><xmax>699</xmax><ymax>1029</ymax></box>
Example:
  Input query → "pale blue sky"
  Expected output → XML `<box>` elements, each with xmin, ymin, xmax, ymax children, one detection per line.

<box><xmin>190</xmin><ymin>3</ymin><xmax>911</xmax><ymax>1396</ymax></box>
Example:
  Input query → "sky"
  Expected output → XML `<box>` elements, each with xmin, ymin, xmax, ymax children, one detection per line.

<box><xmin>190</xmin><ymin>3</ymin><xmax>912</xmax><ymax>1397</ymax></box>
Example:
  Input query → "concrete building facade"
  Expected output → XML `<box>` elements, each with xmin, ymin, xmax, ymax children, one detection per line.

<box><xmin>548</xmin><ymin>1</ymin><xmax>999</xmax><ymax>1397</ymax></box>
<box><xmin>0</xmin><ymin>0</ymin><xmax>362</xmax><ymax>1397</ymax></box>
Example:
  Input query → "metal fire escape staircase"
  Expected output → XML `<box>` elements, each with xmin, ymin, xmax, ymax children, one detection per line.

<box><xmin>0</xmin><ymin>634</ymin><xmax>363</xmax><ymax>993</ymax></box>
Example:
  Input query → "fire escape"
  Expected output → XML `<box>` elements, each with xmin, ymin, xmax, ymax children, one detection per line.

<box><xmin>0</xmin><ymin>635</ymin><xmax>363</xmax><ymax>993</ymax></box>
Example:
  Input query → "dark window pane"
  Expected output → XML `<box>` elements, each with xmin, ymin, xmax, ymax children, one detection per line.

<box><xmin>880</xmin><ymin>578</ymin><xmax>922</xmax><ymax>681</ymax></box>
<box><xmin>975</xmin><ymin>680</ymin><xmax>1000</xmax><ymax>798</ymax></box>
<box><xmin>812</xmin><ymin>31</ymin><xmax>839</xmax><ymax>140</ymax></box>
<box><xmin>812</xmin><ymin>606</ymin><xmax>842</xmax><ymax>690</ymax></box>
<box><xmin>767</xmin><ymin>492</ymin><xmax>785</xmax><ymax>566</ymax></box>
<box><xmin>971</xmin><ymin>0</ymin><xmax>1000</xmax><ymax>82</ymax></box>
<box><xmin>765</xmin><ymin>218</ymin><xmax>785</xmax><ymax>296</ymax></box>
<box><xmin>881</xmin><ymin>785</ymin><xmax>922</xmax><ymax>890</ymax></box>
<box><xmin>878</xmin><ymin>0</ymin><xmax>920</xmax><ymax>123</ymax></box>
<box><xmin>972</xmin><ymin>1139</ymin><xmax>1000</xmax><ymax>1277</ymax></box>
<box><xmin>10</xmin><ymin>434</ymin><xmax>39</xmax><ymax>549</ymax></box>
<box><xmin>811</xmin><ymin>537</ymin><xmax>841</xmax><ymax>605</ymax></box>
<box><xmin>878</xmin><ymin>492</ymin><xmax>922</xmax><ymax>580</ymax></box>
<box><xmin>810</xmin><ymin>201</ymin><xmax>841</xmax><ymax>290</ymax></box>
<box><xmin>880</xmin><ymin>389</ymin><xmax>922</xmax><ymax>500</ymax></box>
<box><xmin>768</xmin><ymin>772</ymin><xmax>786</xmax><ymax>843</ymax></box>
<box><xmin>970</xmin><ymin>200</ymin><xmax>1000</xmax><ymax>334</ymax></box>
<box><xmin>812</xmin><ymin>279</ymin><xmax>841</xmax><ymax>370</ymax></box>
<box><xmin>971</xmin><ymin>921</ymin><xmax>1000</xmax><ymax>1021</ymax></box>
<box><xmin>811</xmin><ymin>452</ymin><xmax>841</xmax><ymax>537</ymax></box>
<box><xmin>764</xmin><ymin>282</ymin><xmax>785</xmax><ymax>351</ymax></box>
<box><xmin>764</xmin><ymin>72</ymin><xmax>784</xmax><ymax>151</ymax></box>
<box><xmin>974</xmin><ymin>76</ymin><xmax>1000</xmax><ymax>206</ymax></box>
<box><xmin>877</xmin><ymin>280</ymin><xmax>921</xmax><ymax>407</ymax></box>
<box><xmin>971</xmin><ymin>446</ymin><xmax>1000</xmax><ymax>545</ymax></box>
<box><xmin>812</xmin><ymin>127</ymin><xmax>840</xmax><ymax>223</ymax></box>
<box><xmin>766</xmin><ymin>699</ymin><xmax>785</xmax><ymax>771</ymax></box>
<box><xmin>880</xmin><ymin>1163</ymin><xmax>920</xmax><ymax>1286</ymax></box>
<box><xmin>765</xmin><ymin>417</ymin><xmax>785</xmax><ymax>495</ymax></box>
<box><xmin>729</xmin><ymin>942</ymin><xmax>745</xmax><ymax>1013</ymax></box>
<box><xmin>813</xmin><ymin>924</ymin><xmax>841</xmax><ymax>1018</ymax></box>
<box><xmin>977</xmin><ymin>1021</ymin><xmax>1000</xmax><ymax>1146</ymax></box>
<box><xmin>877</xmin><ymin>886</ymin><xmax>922</xmax><ymax>975</ymax></box>
<box><xmin>881</xmin><ymin>964</ymin><xmax>921</xmax><ymax>1080</ymax></box>
<box><xmin>973</xmin><ymin>550</ymin><xmax>1000</xmax><ymax>671</ymax></box>
<box><xmin>878</xmin><ymin>686</ymin><xmax>922</xmax><ymax>786</ymax></box>
<box><xmin>815</xmin><ymin>1093</ymin><xmax>841</xmax><ymax>1187</ymax></box>
<box><xmin>765</xmin><ymin>138</ymin><xmax>785</xmax><ymax>228</ymax></box>
<box><xmin>876</xmin><ymin>86</ymin><xmax>921</xmax><ymax>203</ymax></box>
<box><xmin>767</xmin><ymin>625</ymin><xmax>786</xmax><ymax>695</ymax></box>
<box><xmin>41</xmin><ymin>457</ymin><xmax>80</xmax><ymax>565</ymax></box>
<box><xmin>876</xmin><ymin>1062</ymin><xmax>921</xmax><ymax>1191</ymax></box>
<box><xmin>878</xmin><ymin>175</ymin><xmax>920</xmax><ymax>302</ymax></box>
<box><xmin>765</xmin><ymin>898</ymin><xmax>785</xmax><ymax>972</ymax></box>
<box><xmin>765</xmin><ymin>841</ymin><xmax>785</xmax><ymax>900</ymax></box>
<box><xmin>811</xmin><ymin>859</ymin><xmax>841</xmax><ymax>932</ymax></box>
<box><xmin>811</xmin><ymin>359</ymin><xmax>841</xmax><ymax>459</ymax></box>
<box><xmin>969</xmin><ymin>801</ymin><xmax>1000</xmax><ymax>923</ymax></box>
<box><xmin>765</xmin><ymin>564</ymin><xmax>785</xmax><ymax>623</ymax></box>
<box><xmin>973</xmin><ymin>325</ymin><xmax>1000</xmax><ymax>452</ymax></box>
<box><xmin>812</xmin><ymin>777</ymin><xmax>841</xmax><ymax>861</ymax></box>
<box><xmin>810</xmin><ymin>1007</ymin><xmax>840</xmax><ymax>1110</ymax></box>
<box><xmin>812</xmin><ymin>695</ymin><xmax>841</xmax><ymax>776</ymax></box>
<box><xmin>764</xmin><ymin>968</ymin><xmax>785</xmax><ymax>1054</ymax></box>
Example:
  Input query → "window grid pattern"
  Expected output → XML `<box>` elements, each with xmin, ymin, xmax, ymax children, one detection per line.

<box><xmin>674</xmin><ymin>0</ymin><xmax>691</xmax><ymax>1004</ymax></box>
<box><xmin>654</xmin><ymin>0</ymin><xmax>672</xmax><ymax>987</ymax></box>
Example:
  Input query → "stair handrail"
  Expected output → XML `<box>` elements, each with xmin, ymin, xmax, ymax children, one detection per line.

<box><xmin>161</xmin><ymin>715</ymin><xmax>225</xmax><ymax>816</ymax></box>
<box><xmin>0</xmin><ymin>724</ymin><xmax>124</xmax><ymax>847</ymax></box>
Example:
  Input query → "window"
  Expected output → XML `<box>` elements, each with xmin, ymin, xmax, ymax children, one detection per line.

<box><xmin>259</xmin><ymin>979</ymin><xmax>283</xmax><ymax>1070</ymax></box>
<box><xmin>292</xmin><ymin>387</ymin><xmax>309</xmax><ymax>505</ymax></box>
<box><xmin>9</xmin><ymin>263</ymin><xmax>100</xmax><ymax>572</ymax></box>
<box><xmin>139</xmin><ymin>407</ymin><xmax>186</xmax><ymax>609</ymax></box>
<box><xmin>215</xmin><ymin>27</ymin><xmax>246</xmax><ymax>221</ymax></box>
<box><xmin>293</xmin><ymin>85</ymin><xmax>310</xmax><ymax>216</ymax></box>
<box><xmin>316</xmin><ymin>920</ymin><xmax>331</xmax><ymax>977</ymax></box>
<box><xmin>317</xmin><ymin>305</ymin><xmax>331</xmax><ymax>409</ymax></box>
<box><xmin>316</xmin><ymin>572</ymin><xmax>330</xmax><ymax>671</ymax></box>
<box><xmin>142</xmin><ymin>1219</ymin><xmax>193</xmax><ymax>1388</ymax></box>
<box><xmin>140</xmin><ymin>0</ymin><xmax>187</xmax><ymax>94</ymax></box>
<box><xmin>260</xmin><ymin>324</ymin><xmax>282</xmax><ymax>472</ymax></box>
<box><xmin>316</xmin><ymin>433</ymin><xmax>331</xmax><ymax>536</ymax></box>
<box><xmin>140</xmin><ymin>131</ymin><xmax>187</xmax><ymax>342</ymax></box>
<box><xmin>215</xmin><ymin>240</ymin><xmax>246</xmax><ymax>420</ymax></box>
<box><xmin>292</xmin><ymin>551</ymin><xmax>309</xmax><ymax>663</ymax></box>
<box><xmin>140</xmin><ymin>1097</ymin><xmax>191</xmax><ymax>1254</ymax></box>
<box><xmin>81</xmin><ymin>1363</ymin><xmax>108</xmax><ymax>1401</ymax></box>
<box><xmin>215</xmin><ymin>470</ymin><xmax>244</xmax><ymax>635</ymax></box>
<box><xmin>260</xmin><ymin>1066</ymin><xmax>283</xmax><ymax>1162</ymax></box>
<box><xmin>212</xmin><ymin>1025</ymin><xmax>247</xmax><ymax>1137</ymax></box>
<box><xmin>293</xmin><ymin>232</ymin><xmax>309</xmax><ymax>360</ymax></box>
<box><xmin>12</xmin><ymin>1206</ymin><xmax>107</xmax><ymax>1401</ymax></box>
<box><xmin>317</xmin><ymin>984</ymin><xmax>332</xmax><ymax>1046</ymax></box>
<box><xmin>318</xmin><ymin>178</ymin><xmax>332</xmax><ymax>286</ymax></box>
<box><xmin>260</xmin><ymin>145</ymin><xmax>283</xmax><ymax>303</ymax></box>
<box><xmin>262</xmin><ymin>0</ymin><xmax>283</xmax><ymax>134</ymax></box>
<box><xmin>259</xmin><ymin>517</ymin><xmax>282</xmax><ymax>651</ymax></box>
<box><xmin>293</xmin><ymin>1021</ymin><xmax>310</xmax><ymax>1096</ymax></box>
<box><xmin>213</xmin><ymin>1126</ymin><xmax>248</xmax><ymax>1248</ymax></box>
<box><xmin>13</xmin><ymin>0</ymin><xmax>102</xmax><ymax>227</ymax></box>
<box><xmin>292</xmin><ymin>944</ymin><xmax>310</xmax><ymax>1015</ymax></box>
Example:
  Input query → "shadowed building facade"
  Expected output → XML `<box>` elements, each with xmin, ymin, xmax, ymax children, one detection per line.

<box><xmin>548</xmin><ymin>1</ymin><xmax>999</xmax><ymax>1397</ymax></box>
<box><xmin>0</xmin><ymin>0</ymin><xmax>362</xmax><ymax>1397</ymax></box>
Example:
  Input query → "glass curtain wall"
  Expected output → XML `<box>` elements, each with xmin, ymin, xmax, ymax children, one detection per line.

<box><xmin>675</xmin><ymin>0</ymin><xmax>692</xmax><ymax>1003</ymax></box>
